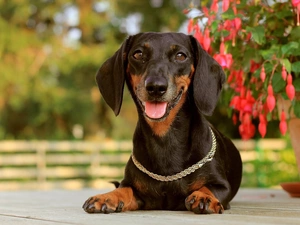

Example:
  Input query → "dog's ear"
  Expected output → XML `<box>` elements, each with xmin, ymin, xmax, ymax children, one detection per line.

<box><xmin>96</xmin><ymin>36</ymin><xmax>132</xmax><ymax>116</ymax></box>
<box><xmin>190</xmin><ymin>36</ymin><xmax>225</xmax><ymax>116</ymax></box>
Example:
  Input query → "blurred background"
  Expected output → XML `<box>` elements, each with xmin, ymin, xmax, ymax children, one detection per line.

<box><xmin>0</xmin><ymin>0</ymin><xmax>192</xmax><ymax>140</ymax></box>
<box><xmin>0</xmin><ymin>0</ymin><xmax>298</xmax><ymax>190</ymax></box>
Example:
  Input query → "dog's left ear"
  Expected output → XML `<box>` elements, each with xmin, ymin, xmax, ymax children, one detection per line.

<box><xmin>190</xmin><ymin>36</ymin><xmax>225</xmax><ymax>116</ymax></box>
<box><xmin>96</xmin><ymin>36</ymin><xmax>132</xmax><ymax>116</ymax></box>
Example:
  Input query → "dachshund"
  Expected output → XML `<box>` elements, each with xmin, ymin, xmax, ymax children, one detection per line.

<box><xmin>82</xmin><ymin>32</ymin><xmax>242</xmax><ymax>214</ymax></box>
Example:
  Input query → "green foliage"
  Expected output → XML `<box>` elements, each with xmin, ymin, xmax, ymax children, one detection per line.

<box><xmin>192</xmin><ymin>0</ymin><xmax>300</xmax><ymax>139</ymax></box>
<box><xmin>246</xmin><ymin>26</ymin><xmax>266</xmax><ymax>45</ymax></box>
<box><xmin>242</xmin><ymin>147</ymin><xmax>299</xmax><ymax>187</ymax></box>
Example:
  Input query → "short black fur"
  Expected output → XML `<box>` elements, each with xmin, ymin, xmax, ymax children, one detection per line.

<box><xmin>85</xmin><ymin>32</ymin><xmax>242</xmax><ymax>214</ymax></box>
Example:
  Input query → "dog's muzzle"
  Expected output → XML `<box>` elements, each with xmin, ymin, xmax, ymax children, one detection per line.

<box><xmin>140</xmin><ymin>88</ymin><xmax>183</xmax><ymax>120</ymax></box>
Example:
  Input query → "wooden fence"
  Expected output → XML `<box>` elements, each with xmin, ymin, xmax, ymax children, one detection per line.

<box><xmin>0</xmin><ymin>139</ymin><xmax>289</xmax><ymax>191</ymax></box>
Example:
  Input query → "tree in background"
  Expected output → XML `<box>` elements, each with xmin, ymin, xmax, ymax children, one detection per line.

<box><xmin>0</xmin><ymin>0</ymin><xmax>187</xmax><ymax>139</ymax></box>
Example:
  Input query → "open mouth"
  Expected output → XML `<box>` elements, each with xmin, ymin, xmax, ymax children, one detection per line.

<box><xmin>140</xmin><ymin>89</ymin><xmax>184</xmax><ymax>121</ymax></box>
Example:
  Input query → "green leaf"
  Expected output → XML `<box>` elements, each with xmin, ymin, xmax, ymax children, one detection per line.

<box><xmin>211</xmin><ymin>21</ymin><xmax>219</xmax><ymax>33</ymax></box>
<box><xmin>266</xmin><ymin>113</ymin><xmax>272</xmax><ymax>121</ymax></box>
<box><xmin>281</xmin><ymin>42</ymin><xmax>299</xmax><ymax>55</ymax></box>
<box><xmin>259</xmin><ymin>45</ymin><xmax>280</xmax><ymax>60</ymax></box>
<box><xmin>292</xmin><ymin>61</ymin><xmax>300</xmax><ymax>74</ymax></box>
<box><xmin>246</xmin><ymin>26</ymin><xmax>266</xmax><ymax>45</ymax></box>
<box><xmin>281</xmin><ymin>59</ymin><xmax>292</xmax><ymax>74</ymax></box>
<box><xmin>221</xmin><ymin>8</ymin><xmax>236</xmax><ymax>20</ymax></box>
<box><xmin>294</xmin><ymin>101</ymin><xmax>300</xmax><ymax>118</ymax></box>
<box><xmin>293</xmin><ymin>78</ymin><xmax>300</xmax><ymax>91</ymax></box>
<box><xmin>272</xmin><ymin>72</ymin><xmax>285</xmax><ymax>93</ymax></box>
<box><xmin>264</xmin><ymin>62</ymin><xmax>275</xmax><ymax>74</ymax></box>
<box><xmin>275</xmin><ymin>10</ymin><xmax>293</xmax><ymax>19</ymax></box>
<box><xmin>290</xmin><ymin>26</ymin><xmax>300</xmax><ymax>39</ymax></box>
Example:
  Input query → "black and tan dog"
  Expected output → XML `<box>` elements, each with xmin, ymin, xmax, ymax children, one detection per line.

<box><xmin>83</xmin><ymin>32</ymin><xmax>242</xmax><ymax>214</ymax></box>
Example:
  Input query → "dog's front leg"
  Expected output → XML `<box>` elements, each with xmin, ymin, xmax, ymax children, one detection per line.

<box><xmin>83</xmin><ymin>187</ymin><xmax>139</xmax><ymax>213</ymax></box>
<box><xmin>185</xmin><ymin>186</ymin><xmax>224</xmax><ymax>214</ymax></box>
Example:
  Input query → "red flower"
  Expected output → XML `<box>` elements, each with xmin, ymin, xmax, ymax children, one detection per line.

<box><xmin>223</xmin><ymin>17</ymin><xmax>242</xmax><ymax>46</ymax></box>
<box><xmin>266</xmin><ymin>85</ymin><xmax>276</xmax><ymax>112</ymax></box>
<box><xmin>194</xmin><ymin>24</ymin><xmax>203</xmax><ymax>45</ymax></box>
<box><xmin>202</xmin><ymin>28</ymin><xmax>211</xmax><ymax>51</ymax></box>
<box><xmin>258</xmin><ymin>114</ymin><xmax>267</xmax><ymax>138</ymax></box>
<box><xmin>258</xmin><ymin>122</ymin><xmax>267</xmax><ymax>138</ymax></box>
<box><xmin>214</xmin><ymin>53</ymin><xmax>232</xmax><ymax>69</ymax></box>
<box><xmin>220</xmin><ymin>40</ymin><xmax>225</xmax><ymax>54</ymax></box>
<box><xmin>232</xmin><ymin>113</ymin><xmax>238</xmax><ymax>125</ymax></box>
<box><xmin>260</xmin><ymin>66</ymin><xmax>266</xmax><ymax>82</ymax></box>
<box><xmin>187</xmin><ymin>18</ymin><xmax>194</xmax><ymax>34</ymax></box>
<box><xmin>228</xmin><ymin>70</ymin><xmax>243</xmax><ymax>92</ymax></box>
<box><xmin>286</xmin><ymin>74</ymin><xmax>295</xmax><ymax>100</ymax></box>
<box><xmin>281</xmin><ymin>66</ymin><xmax>287</xmax><ymax>80</ymax></box>
<box><xmin>292</xmin><ymin>0</ymin><xmax>300</xmax><ymax>26</ymax></box>
<box><xmin>279</xmin><ymin>110</ymin><xmax>288</xmax><ymax>135</ymax></box>
<box><xmin>211</xmin><ymin>0</ymin><xmax>218</xmax><ymax>13</ymax></box>
<box><xmin>230</xmin><ymin>87</ymin><xmax>256</xmax><ymax>140</ymax></box>
<box><xmin>214</xmin><ymin>40</ymin><xmax>232</xmax><ymax>69</ymax></box>
<box><xmin>239</xmin><ymin>114</ymin><xmax>256</xmax><ymax>140</ymax></box>
<box><xmin>250</xmin><ymin>60</ymin><xmax>261</xmax><ymax>73</ymax></box>
<box><xmin>234</xmin><ymin>17</ymin><xmax>242</xmax><ymax>30</ymax></box>
<box><xmin>223</xmin><ymin>0</ymin><xmax>230</xmax><ymax>12</ymax></box>
<box><xmin>292</xmin><ymin>0</ymin><xmax>300</xmax><ymax>7</ymax></box>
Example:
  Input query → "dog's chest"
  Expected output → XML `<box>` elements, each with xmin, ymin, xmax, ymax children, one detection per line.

<box><xmin>137</xmin><ymin>180</ymin><xmax>189</xmax><ymax>210</ymax></box>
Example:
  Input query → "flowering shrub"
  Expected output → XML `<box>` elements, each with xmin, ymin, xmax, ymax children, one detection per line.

<box><xmin>186</xmin><ymin>0</ymin><xmax>300</xmax><ymax>140</ymax></box>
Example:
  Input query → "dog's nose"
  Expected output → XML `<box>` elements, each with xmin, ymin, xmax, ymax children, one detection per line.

<box><xmin>145</xmin><ymin>76</ymin><xmax>168</xmax><ymax>97</ymax></box>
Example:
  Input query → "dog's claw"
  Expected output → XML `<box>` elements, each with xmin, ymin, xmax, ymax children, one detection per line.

<box><xmin>83</xmin><ymin>202</ymin><xmax>96</xmax><ymax>213</ymax></box>
<box><xmin>218</xmin><ymin>202</ymin><xmax>224</xmax><ymax>214</ymax></box>
<box><xmin>116</xmin><ymin>201</ymin><xmax>124</xmax><ymax>213</ymax></box>
<box><xmin>185</xmin><ymin>196</ymin><xmax>195</xmax><ymax>211</ymax></box>
<box><xmin>101</xmin><ymin>204</ymin><xmax>108</xmax><ymax>213</ymax></box>
<box><xmin>101</xmin><ymin>204</ymin><xmax>115</xmax><ymax>214</ymax></box>
<box><xmin>199</xmin><ymin>198</ymin><xmax>204</xmax><ymax>210</ymax></box>
<box><xmin>185</xmin><ymin>192</ymin><xmax>224</xmax><ymax>214</ymax></box>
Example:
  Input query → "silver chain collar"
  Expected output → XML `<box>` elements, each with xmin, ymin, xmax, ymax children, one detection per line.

<box><xmin>131</xmin><ymin>127</ymin><xmax>217</xmax><ymax>182</ymax></box>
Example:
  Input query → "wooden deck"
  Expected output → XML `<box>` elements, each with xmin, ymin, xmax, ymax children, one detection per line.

<box><xmin>0</xmin><ymin>188</ymin><xmax>299</xmax><ymax>225</ymax></box>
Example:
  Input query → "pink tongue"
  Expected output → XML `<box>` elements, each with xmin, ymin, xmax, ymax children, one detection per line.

<box><xmin>145</xmin><ymin>102</ymin><xmax>167</xmax><ymax>119</ymax></box>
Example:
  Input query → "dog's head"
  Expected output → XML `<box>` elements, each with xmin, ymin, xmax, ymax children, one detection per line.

<box><xmin>96</xmin><ymin>33</ymin><xmax>225</xmax><ymax>134</ymax></box>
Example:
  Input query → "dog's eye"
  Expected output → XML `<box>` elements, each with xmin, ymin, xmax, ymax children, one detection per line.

<box><xmin>175</xmin><ymin>52</ymin><xmax>187</xmax><ymax>61</ymax></box>
<box><xmin>133</xmin><ymin>50</ymin><xmax>143</xmax><ymax>60</ymax></box>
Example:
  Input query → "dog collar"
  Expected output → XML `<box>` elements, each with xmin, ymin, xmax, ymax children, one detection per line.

<box><xmin>131</xmin><ymin>127</ymin><xmax>217</xmax><ymax>182</ymax></box>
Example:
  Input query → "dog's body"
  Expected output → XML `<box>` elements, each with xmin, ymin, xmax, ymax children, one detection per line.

<box><xmin>83</xmin><ymin>33</ymin><xmax>242</xmax><ymax>214</ymax></box>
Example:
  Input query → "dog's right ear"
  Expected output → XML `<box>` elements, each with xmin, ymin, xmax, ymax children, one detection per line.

<box><xmin>96</xmin><ymin>36</ymin><xmax>132</xmax><ymax>116</ymax></box>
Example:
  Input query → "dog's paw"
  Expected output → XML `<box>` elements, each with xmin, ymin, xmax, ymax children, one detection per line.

<box><xmin>82</xmin><ymin>188</ymin><xmax>138</xmax><ymax>214</ymax></box>
<box><xmin>82</xmin><ymin>195</ymin><xmax>124</xmax><ymax>214</ymax></box>
<box><xmin>185</xmin><ymin>191</ymin><xmax>224</xmax><ymax>214</ymax></box>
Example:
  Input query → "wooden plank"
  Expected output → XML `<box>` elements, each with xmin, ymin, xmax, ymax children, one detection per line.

<box><xmin>231</xmin><ymin>139</ymin><xmax>287</xmax><ymax>151</ymax></box>
<box><xmin>44</xmin><ymin>166</ymin><xmax>124</xmax><ymax>178</ymax></box>
<box><xmin>0</xmin><ymin>154</ymin><xmax>37</xmax><ymax>165</ymax></box>
<box><xmin>0</xmin><ymin>168</ymin><xmax>37</xmax><ymax>179</ymax></box>
<box><xmin>0</xmin><ymin>179</ymin><xmax>116</xmax><ymax>191</ymax></box>
<box><xmin>0</xmin><ymin>153</ymin><xmax>130</xmax><ymax>166</ymax></box>
<box><xmin>239</xmin><ymin>151</ymin><xmax>257</xmax><ymax>162</ymax></box>
<box><xmin>0</xmin><ymin>166</ymin><xmax>124</xmax><ymax>180</ymax></box>
<box><xmin>88</xmin><ymin>166</ymin><xmax>125</xmax><ymax>178</ymax></box>
<box><xmin>0</xmin><ymin>140</ymin><xmax>132</xmax><ymax>152</ymax></box>
<box><xmin>45</xmin><ymin>153</ymin><xmax>130</xmax><ymax>165</ymax></box>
